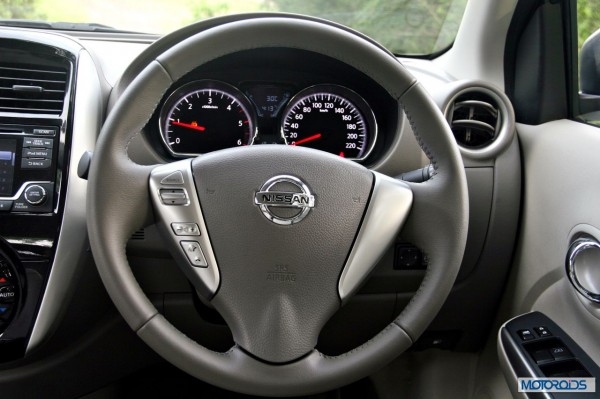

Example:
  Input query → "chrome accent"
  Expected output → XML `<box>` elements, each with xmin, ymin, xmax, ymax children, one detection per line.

<box><xmin>254</xmin><ymin>175</ymin><xmax>315</xmax><ymax>225</ymax></box>
<box><xmin>338</xmin><ymin>172</ymin><xmax>413</xmax><ymax>302</ymax></box>
<box><xmin>567</xmin><ymin>236</ymin><xmax>600</xmax><ymax>303</ymax></box>
<box><xmin>149</xmin><ymin>159</ymin><xmax>220</xmax><ymax>296</ymax></box>
<box><xmin>27</xmin><ymin>50</ymin><xmax>101</xmax><ymax>353</ymax></box>
<box><xmin>0</xmin><ymin>181</ymin><xmax>52</xmax><ymax>201</ymax></box>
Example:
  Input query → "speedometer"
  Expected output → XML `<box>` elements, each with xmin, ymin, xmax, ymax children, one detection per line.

<box><xmin>159</xmin><ymin>80</ymin><xmax>257</xmax><ymax>157</ymax></box>
<box><xmin>280</xmin><ymin>85</ymin><xmax>377</xmax><ymax>160</ymax></box>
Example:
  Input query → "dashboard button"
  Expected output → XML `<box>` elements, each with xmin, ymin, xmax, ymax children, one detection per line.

<box><xmin>23</xmin><ymin>137</ymin><xmax>53</xmax><ymax>148</ymax></box>
<box><xmin>32</xmin><ymin>128</ymin><xmax>57</xmax><ymax>136</ymax></box>
<box><xmin>180</xmin><ymin>241</ymin><xmax>208</xmax><ymax>267</ymax></box>
<box><xmin>0</xmin><ymin>285</ymin><xmax>16</xmax><ymax>302</ymax></box>
<box><xmin>24</xmin><ymin>185</ymin><xmax>47</xmax><ymax>205</ymax></box>
<box><xmin>22</xmin><ymin>148</ymin><xmax>51</xmax><ymax>158</ymax></box>
<box><xmin>0</xmin><ymin>200</ymin><xmax>13</xmax><ymax>211</ymax></box>
<box><xmin>21</xmin><ymin>158</ymin><xmax>52</xmax><ymax>169</ymax></box>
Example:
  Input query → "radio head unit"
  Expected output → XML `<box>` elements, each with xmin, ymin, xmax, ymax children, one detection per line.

<box><xmin>0</xmin><ymin>124</ymin><xmax>57</xmax><ymax>214</ymax></box>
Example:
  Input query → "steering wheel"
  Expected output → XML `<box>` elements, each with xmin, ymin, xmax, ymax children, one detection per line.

<box><xmin>87</xmin><ymin>15</ymin><xmax>468</xmax><ymax>397</ymax></box>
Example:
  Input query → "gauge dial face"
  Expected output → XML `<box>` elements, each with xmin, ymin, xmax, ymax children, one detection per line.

<box><xmin>159</xmin><ymin>81</ymin><xmax>257</xmax><ymax>157</ymax></box>
<box><xmin>280</xmin><ymin>85</ymin><xmax>377</xmax><ymax>160</ymax></box>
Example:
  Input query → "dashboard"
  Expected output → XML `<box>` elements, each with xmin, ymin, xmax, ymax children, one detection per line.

<box><xmin>0</xmin><ymin>14</ymin><xmax>522</xmax><ymax>397</ymax></box>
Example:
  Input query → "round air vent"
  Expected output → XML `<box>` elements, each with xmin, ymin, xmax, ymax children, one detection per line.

<box><xmin>448</xmin><ymin>92</ymin><xmax>499</xmax><ymax>148</ymax></box>
<box><xmin>443</xmin><ymin>83</ymin><xmax>515</xmax><ymax>160</ymax></box>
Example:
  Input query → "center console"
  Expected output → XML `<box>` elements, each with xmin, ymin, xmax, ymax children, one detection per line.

<box><xmin>0</xmin><ymin>35</ymin><xmax>78</xmax><ymax>361</ymax></box>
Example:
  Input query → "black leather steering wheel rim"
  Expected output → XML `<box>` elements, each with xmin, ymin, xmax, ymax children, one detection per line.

<box><xmin>87</xmin><ymin>15</ymin><xmax>468</xmax><ymax>397</ymax></box>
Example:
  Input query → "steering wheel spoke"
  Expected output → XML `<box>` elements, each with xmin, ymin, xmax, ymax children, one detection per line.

<box><xmin>338</xmin><ymin>172</ymin><xmax>412</xmax><ymax>302</ymax></box>
<box><xmin>149</xmin><ymin>160</ymin><xmax>220</xmax><ymax>298</ymax></box>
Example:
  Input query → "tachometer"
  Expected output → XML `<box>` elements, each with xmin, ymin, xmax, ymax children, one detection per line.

<box><xmin>159</xmin><ymin>80</ymin><xmax>257</xmax><ymax>157</ymax></box>
<box><xmin>280</xmin><ymin>85</ymin><xmax>377</xmax><ymax>160</ymax></box>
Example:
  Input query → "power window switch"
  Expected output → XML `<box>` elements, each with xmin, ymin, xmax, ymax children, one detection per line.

<box><xmin>534</xmin><ymin>326</ymin><xmax>551</xmax><ymax>338</ymax></box>
<box><xmin>550</xmin><ymin>347</ymin><xmax>572</xmax><ymax>361</ymax></box>
<box><xmin>518</xmin><ymin>329</ymin><xmax>535</xmax><ymax>341</ymax></box>
<box><xmin>532</xmin><ymin>349</ymin><xmax>554</xmax><ymax>364</ymax></box>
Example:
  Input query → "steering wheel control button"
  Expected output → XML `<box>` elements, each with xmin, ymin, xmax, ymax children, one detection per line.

<box><xmin>254</xmin><ymin>175</ymin><xmax>315</xmax><ymax>225</ymax></box>
<box><xmin>24</xmin><ymin>185</ymin><xmax>47</xmax><ymax>205</ymax></box>
<box><xmin>534</xmin><ymin>326</ymin><xmax>551</xmax><ymax>337</ymax></box>
<box><xmin>180</xmin><ymin>241</ymin><xmax>208</xmax><ymax>267</ymax></box>
<box><xmin>160</xmin><ymin>171</ymin><xmax>185</xmax><ymax>185</ymax></box>
<box><xmin>171</xmin><ymin>223</ymin><xmax>200</xmax><ymax>236</ymax></box>
<box><xmin>518</xmin><ymin>329</ymin><xmax>534</xmax><ymax>341</ymax></box>
<box><xmin>159</xmin><ymin>189</ymin><xmax>188</xmax><ymax>205</ymax></box>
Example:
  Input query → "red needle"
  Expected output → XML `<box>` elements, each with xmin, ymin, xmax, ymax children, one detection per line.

<box><xmin>172</xmin><ymin>121</ymin><xmax>206</xmax><ymax>132</ymax></box>
<box><xmin>292</xmin><ymin>133</ymin><xmax>322</xmax><ymax>146</ymax></box>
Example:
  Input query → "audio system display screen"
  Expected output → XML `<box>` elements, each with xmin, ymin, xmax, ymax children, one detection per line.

<box><xmin>0</xmin><ymin>139</ymin><xmax>16</xmax><ymax>196</ymax></box>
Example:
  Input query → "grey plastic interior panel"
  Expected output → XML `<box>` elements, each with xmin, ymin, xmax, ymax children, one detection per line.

<box><xmin>496</xmin><ymin>121</ymin><xmax>600</xmax><ymax>385</ymax></box>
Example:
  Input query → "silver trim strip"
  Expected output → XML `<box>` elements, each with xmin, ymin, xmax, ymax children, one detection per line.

<box><xmin>0</xmin><ymin>181</ymin><xmax>52</xmax><ymax>201</ymax></box>
<box><xmin>338</xmin><ymin>172</ymin><xmax>413</xmax><ymax>302</ymax></box>
<box><xmin>27</xmin><ymin>50</ymin><xmax>102</xmax><ymax>354</ymax></box>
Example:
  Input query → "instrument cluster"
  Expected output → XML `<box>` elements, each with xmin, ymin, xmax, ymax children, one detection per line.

<box><xmin>158</xmin><ymin>79</ymin><xmax>378</xmax><ymax>161</ymax></box>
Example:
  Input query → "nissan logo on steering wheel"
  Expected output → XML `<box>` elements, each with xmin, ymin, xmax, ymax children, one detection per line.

<box><xmin>254</xmin><ymin>175</ymin><xmax>315</xmax><ymax>225</ymax></box>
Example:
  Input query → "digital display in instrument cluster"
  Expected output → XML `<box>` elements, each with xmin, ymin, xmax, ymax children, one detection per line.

<box><xmin>244</xmin><ymin>85</ymin><xmax>292</xmax><ymax>118</ymax></box>
<box><xmin>158</xmin><ymin>80</ymin><xmax>377</xmax><ymax>161</ymax></box>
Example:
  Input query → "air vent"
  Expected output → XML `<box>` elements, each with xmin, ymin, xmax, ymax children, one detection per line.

<box><xmin>0</xmin><ymin>63</ymin><xmax>68</xmax><ymax>115</ymax></box>
<box><xmin>131</xmin><ymin>229</ymin><xmax>145</xmax><ymax>240</ymax></box>
<box><xmin>447</xmin><ymin>91</ymin><xmax>500</xmax><ymax>148</ymax></box>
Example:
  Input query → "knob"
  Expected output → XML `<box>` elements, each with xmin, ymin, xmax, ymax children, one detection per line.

<box><xmin>24</xmin><ymin>185</ymin><xmax>47</xmax><ymax>206</ymax></box>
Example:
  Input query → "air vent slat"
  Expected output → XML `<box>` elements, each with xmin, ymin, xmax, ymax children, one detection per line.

<box><xmin>0</xmin><ymin>62</ymin><xmax>68</xmax><ymax>115</ymax></box>
<box><xmin>451</xmin><ymin>119</ymin><xmax>495</xmax><ymax>134</ymax></box>
<box><xmin>0</xmin><ymin>87</ymin><xmax>65</xmax><ymax>93</ymax></box>
<box><xmin>447</xmin><ymin>90</ymin><xmax>501</xmax><ymax>149</ymax></box>
<box><xmin>0</xmin><ymin>97</ymin><xmax>64</xmax><ymax>103</ymax></box>
<box><xmin>0</xmin><ymin>77</ymin><xmax>66</xmax><ymax>85</ymax></box>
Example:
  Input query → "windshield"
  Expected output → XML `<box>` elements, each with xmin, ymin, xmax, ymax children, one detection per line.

<box><xmin>0</xmin><ymin>0</ymin><xmax>468</xmax><ymax>55</ymax></box>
